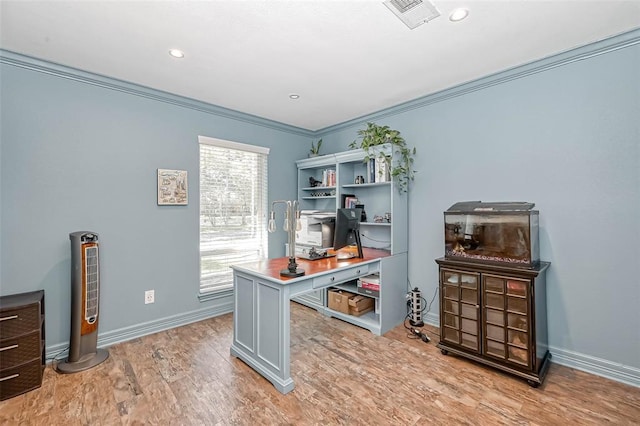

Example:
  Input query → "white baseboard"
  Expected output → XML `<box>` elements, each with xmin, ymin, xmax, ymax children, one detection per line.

<box><xmin>46</xmin><ymin>301</ymin><xmax>233</xmax><ymax>360</ymax></box>
<box><xmin>549</xmin><ymin>345</ymin><xmax>640</xmax><ymax>388</ymax></box>
<box><xmin>425</xmin><ymin>312</ymin><xmax>439</xmax><ymax>328</ymax></box>
<box><xmin>424</xmin><ymin>313</ymin><xmax>639</xmax><ymax>388</ymax></box>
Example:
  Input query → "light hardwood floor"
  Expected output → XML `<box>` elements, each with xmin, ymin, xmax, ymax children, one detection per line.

<box><xmin>1</xmin><ymin>302</ymin><xmax>639</xmax><ymax>425</ymax></box>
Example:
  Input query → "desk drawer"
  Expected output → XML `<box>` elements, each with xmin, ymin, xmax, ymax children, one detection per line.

<box><xmin>0</xmin><ymin>305</ymin><xmax>40</xmax><ymax>339</ymax></box>
<box><xmin>0</xmin><ymin>331</ymin><xmax>42</xmax><ymax>369</ymax></box>
<box><xmin>312</xmin><ymin>264</ymin><xmax>372</xmax><ymax>289</ymax></box>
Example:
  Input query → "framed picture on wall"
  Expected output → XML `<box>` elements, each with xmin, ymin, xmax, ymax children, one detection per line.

<box><xmin>157</xmin><ymin>169</ymin><xmax>188</xmax><ymax>205</ymax></box>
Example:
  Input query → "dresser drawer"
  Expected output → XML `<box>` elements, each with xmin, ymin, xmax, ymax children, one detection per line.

<box><xmin>0</xmin><ymin>331</ymin><xmax>42</xmax><ymax>369</ymax></box>
<box><xmin>312</xmin><ymin>263</ymin><xmax>372</xmax><ymax>289</ymax></box>
<box><xmin>0</xmin><ymin>358</ymin><xmax>43</xmax><ymax>401</ymax></box>
<box><xmin>0</xmin><ymin>304</ymin><xmax>41</xmax><ymax>339</ymax></box>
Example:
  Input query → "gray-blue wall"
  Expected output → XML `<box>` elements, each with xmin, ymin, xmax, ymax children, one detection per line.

<box><xmin>0</xmin><ymin>53</ymin><xmax>312</xmax><ymax>351</ymax></box>
<box><xmin>1</xmin><ymin>28</ymin><xmax>639</xmax><ymax>387</ymax></box>
<box><xmin>318</xmin><ymin>30</ymin><xmax>640</xmax><ymax>385</ymax></box>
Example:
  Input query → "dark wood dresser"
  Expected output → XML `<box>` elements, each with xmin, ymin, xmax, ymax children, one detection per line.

<box><xmin>435</xmin><ymin>258</ymin><xmax>551</xmax><ymax>387</ymax></box>
<box><xmin>0</xmin><ymin>290</ymin><xmax>45</xmax><ymax>400</ymax></box>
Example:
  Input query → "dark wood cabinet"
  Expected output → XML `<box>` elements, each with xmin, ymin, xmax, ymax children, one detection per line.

<box><xmin>0</xmin><ymin>290</ymin><xmax>45</xmax><ymax>400</ymax></box>
<box><xmin>435</xmin><ymin>258</ymin><xmax>550</xmax><ymax>387</ymax></box>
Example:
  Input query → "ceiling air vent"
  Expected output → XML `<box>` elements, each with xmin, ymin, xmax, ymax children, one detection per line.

<box><xmin>383</xmin><ymin>0</ymin><xmax>440</xmax><ymax>29</ymax></box>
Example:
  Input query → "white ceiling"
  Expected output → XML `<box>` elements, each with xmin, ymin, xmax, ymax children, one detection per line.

<box><xmin>1</xmin><ymin>1</ymin><xmax>639</xmax><ymax>131</ymax></box>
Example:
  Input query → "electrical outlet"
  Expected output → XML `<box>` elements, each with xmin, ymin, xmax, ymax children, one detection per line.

<box><xmin>145</xmin><ymin>290</ymin><xmax>155</xmax><ymax>304</ymax></box>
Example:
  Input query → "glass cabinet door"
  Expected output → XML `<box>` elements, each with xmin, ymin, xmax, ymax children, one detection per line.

<box><xmin>506</xmin><ymin>279</ymin><xmax>530</xmax><ymax>367</ymax></box>
<box><xmin>482</xmin><ymin>275</ymin><xmax>531</xmax><ymax>369</ymax></box>
<box><xmin>440</xmin><ymin>269</ymin><xmax>480</xmax><ymax>352</ymax></box>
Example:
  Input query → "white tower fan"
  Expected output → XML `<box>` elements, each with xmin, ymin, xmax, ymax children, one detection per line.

<box><xmin>56</xmin><ymin>231</ymin><xmax>109</xmax><ymax>373</ymax></box>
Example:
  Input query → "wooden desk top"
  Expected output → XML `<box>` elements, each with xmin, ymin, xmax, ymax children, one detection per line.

<box><xmin>231</xmin><ymin>247</ymin><xmax>390</xmax><ymax>283</ymax></box>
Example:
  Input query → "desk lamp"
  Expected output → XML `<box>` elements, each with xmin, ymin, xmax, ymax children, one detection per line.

<box><xmin>268</xmin><ymin>200</ymin><xmax>305</xmax><ymax>277</ymax></box>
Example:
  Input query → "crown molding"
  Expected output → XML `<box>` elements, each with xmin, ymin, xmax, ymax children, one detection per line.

<box><xmin>2</xmin><ymin>27</ymin><xmax>639</xmax><ymax>139</ymax></box>
<box><xmin>319</xmin><ymin>28</ymin><xmax>640</xmax><ymax>135</ymax></box>
<box><xmin>0</xmin><ymin>49</ymin><xmax>315</xmax><ymax>138</ymax></box>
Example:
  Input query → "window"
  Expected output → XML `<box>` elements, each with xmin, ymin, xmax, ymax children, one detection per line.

<box><xmin>198</xmin><ymin>136</ymin><xmax>269</xmax><ymax>297</ymax></box>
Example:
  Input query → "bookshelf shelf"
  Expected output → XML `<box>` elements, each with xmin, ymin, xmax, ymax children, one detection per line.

<box><xmin>301</xmin><ymin>196</ymin><xmax>336</xmax><ymax>200</ymax></box>
<box><xmin>342</xmin><ymin>182</ymin><xmax>391</xmax><ymax>189</ymax></box>
<box><xmin>301</xmin><ymin>186</ymin><xmax>336</xmax><ymax>191</ymax></box>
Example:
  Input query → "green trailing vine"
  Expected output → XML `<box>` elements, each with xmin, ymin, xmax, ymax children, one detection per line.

<box><xmin>349</xmin><ymin>122</ymin><xmax>416</xmax><ymax>192</ymax></box>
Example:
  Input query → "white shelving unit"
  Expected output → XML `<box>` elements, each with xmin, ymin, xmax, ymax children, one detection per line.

<box><xmin>293</xmin><ymin>145</ymin><xmax>409</xmax><ymax>334</ymax></box>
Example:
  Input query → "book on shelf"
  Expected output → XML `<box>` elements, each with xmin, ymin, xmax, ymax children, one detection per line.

<box><xmin>366</xmin><ymin>156</ymin><xmax>391</xmax><ymax>183</ymax></box>
<box><xmin>367</xmin><ymin>158</ymin><xmax>375</xmax><ymax>183</ymax></box>
<box><xmin>375</xmin><ymin>156</ymin><xmax>390</xmax><ymax>182</ymax></box>
<box><xmin>344</xmin><ymin>196</ymin><xmax>359</xmax><ymax>209</ymax></box>
<box><xmin>321</xmin><ymin>168</ymin><xmax>336</xmax><ymax>187</ymax></box>
<box><xmin>341</xmin><ymin>193</ymin><xmax>355</xmax><ymax>208</ymax></box>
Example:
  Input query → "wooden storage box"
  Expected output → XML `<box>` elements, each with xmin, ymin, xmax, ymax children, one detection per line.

<box><xmin>327</xmin><ymin>289</ymin><xmax>374</xmax><ymax>317</ymax></box>
<box><xmin>348</xmin><ymin>295</ymin><xmax>374</xmax><ymax>316</ymax></box>
<box><xmin>327</xmin><ymin>289</ymin><xmax>355</xmax><ymax>314</ymax></box>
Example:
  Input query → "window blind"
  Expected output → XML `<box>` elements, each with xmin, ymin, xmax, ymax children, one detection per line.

<box><xmin>198</xmin><ymin>136</ymin><xmax>269</xmax><ymax>295</ymax></box>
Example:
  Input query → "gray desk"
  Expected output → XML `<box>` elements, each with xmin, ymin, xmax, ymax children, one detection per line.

<box><xmin>230</xmin><ymin>248</ymin><xmax>406</xmax><ymax>394</ymax></box>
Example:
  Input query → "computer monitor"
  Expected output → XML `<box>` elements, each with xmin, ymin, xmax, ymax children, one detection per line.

<box><xmin>333</xmin><ymin>208</ymin><xmax>363</xmax><ymax>259</ymax></box>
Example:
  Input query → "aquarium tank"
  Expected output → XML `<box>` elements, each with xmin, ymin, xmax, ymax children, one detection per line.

<box><xmin>444</xmin><ymin>201</ymin><xmax>540</xmax><ymax>267</ymax></box>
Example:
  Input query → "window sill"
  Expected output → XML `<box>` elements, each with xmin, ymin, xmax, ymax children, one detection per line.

<box><xmin>198</xmin><ymin>288</ymin><xmax>233</xmax><ymax>302</ymax></box>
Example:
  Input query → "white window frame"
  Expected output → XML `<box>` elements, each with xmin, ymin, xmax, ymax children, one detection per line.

<box><xmin>198</xmin><ymin>135</ymin><xmax>269</xmax><ymax>300</ymax></box>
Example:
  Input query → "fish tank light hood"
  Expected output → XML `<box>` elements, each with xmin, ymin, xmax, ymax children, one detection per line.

<box><xmin>446</xmin><ymin>201</ymin><xmax>536</xmax><ymax>213</ymax></box>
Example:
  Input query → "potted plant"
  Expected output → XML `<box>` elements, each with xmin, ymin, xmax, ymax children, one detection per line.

<box><xmin>349</xmin><ymin>122</ymin><xmax>416</xmax><ymax>192</ymax></box>
<box><xmin>309</xmin><ymin>138</ymin><xmax>323</xmax><ymax>157</ymax></box>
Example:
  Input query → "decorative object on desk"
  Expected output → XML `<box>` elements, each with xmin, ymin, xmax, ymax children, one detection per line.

<box><xmin>157</xmin><ymin>169</ymin><xmax>188</xmax><ymax>205</ymax></box>
<box><xmin>301</xmin><ymin>246</ymin><xmax>335</xmax><ymax>261</ymax></box>
<box><xmin>268</xmin><ymin>200</ymin><xmax>305</xmax><ymax>277</ymax></box>
<box><xmin>309</xmin><ymin>138</ymin><xmax>322</xmax><ymax>157</ymax></box>
<box><xmin>349</xmin><ymin>122</ymin><xmax>416</xmax><ymax>192</ymax></box>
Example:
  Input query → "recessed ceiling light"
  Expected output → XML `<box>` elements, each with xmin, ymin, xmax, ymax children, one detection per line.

<box><xmin>168</xmin><ymin>49</ymin><xmax>185</xmax><ymax>58</ymax></box>
<box><xmin>289</xmin><ymin>94</ymin><xmax>300</xmax><ymax>100</ymax></box>
<box><xmin>449</xmin><ymin>8</ymin><xmax>469</xmax><ymax>22</ymax></box>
